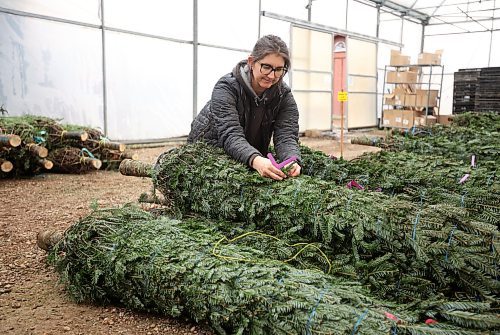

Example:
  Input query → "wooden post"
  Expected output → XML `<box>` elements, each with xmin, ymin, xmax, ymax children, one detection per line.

<box><xmin>340</xmin><ymin>100</ymin><xmax>344</xmax><ymax>158</ymax></box>
<box><xmin>0</xmin><ymin>158</ymin><xmax>13</xmax><ymax>173</ymax></box>
<box><xmin>337</xmin><ymin>90</ymin><xmax>348</xmax><ymax>159</ymax></box>
<box><xmin>119</xmin><ymin>159</ymin><xmax>153</xmax><ymax>178</ymax></box>
<box><xmin>0</xmin><ymin>134</ymin><xmax>21</xmax><ymax>148</ymax></box>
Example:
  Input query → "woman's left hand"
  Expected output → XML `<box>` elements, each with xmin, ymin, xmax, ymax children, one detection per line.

<box><xmin>285</xmin><ymin>162</ymin><xmax>301</xmax><ymax>177</ymax></box>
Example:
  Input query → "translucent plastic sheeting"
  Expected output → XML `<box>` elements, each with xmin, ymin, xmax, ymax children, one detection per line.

<box><xmin>426</xmin><ymin>21</ymin><xmax>495</xmax><ymax>35</ymax></box>
<box><xmin>312</xmin><ymin>0</ymin><xmax>347</xmax><ymax>30</ymax></box>
<box><xmin>0</xmin><ymin>13</ymin><xmax>104</xmax><ymax>129</ymax></box>
<box><xmin>347</xmin><ymin>0</ymin><xmax>377</xmax><ymax>37</ymax></box>
<box><xmin>425</xmin><ymin>32</ymin><xmax>491</xmax><ymax>70</ymax></box>
<box><xmin>290</xmin><ymin>26</ymin><xmax>332</xmax><ymax>131</ymax></box>
<box><xmin>347</xmin><ymin>93</ymin><xmax>377</xmax><ymax>128</ymax></box>
<box><xmin>104</xmin><ymin>0</ymin><xmax>192</xmax><ymax>41</ymax></box>
<box><xmin>291</xmin><ymin>26</ymin><xmax>332</xmax><ymax>72</ymax></box>
<box><xmin>348</xmin><ymin>76</ymin><xmax>376</xmax><ymax>93</ymax></box>
<box><xmin>259</xmin><ymin>16</ymin><xmax>291</xmax><ymax>48</ymax></box>
<box><xmin>379</xmin><ymin>12</ymin><xmax>403</xmax><ymax>42</ymax></box>
<box><xmin>424</xmin><ymin>31</ymin><xmax>493</xmax><ymax>114</ymax></box>
<box><xmin>292</xmin><ymin>71</ymin><xmax>332</xmax><ymax>91</ymax></box>
<box><xmin>436</xmin><ymin>74</ymin><xmax>454</xmax><ymax>115</ymax></box>
<box><xmin>490</xmin><ymin>32</ymin><xmax>500</xmax><ymax>66</ymax></box>
<box><xmin>198</xmin><ymin>0</ymin><xmax>259</xmax><ymax>50</ymax></box>
<box><xmin>196</xmin><ymin>46</ymin><xmax>248</xmax><ymax>115</ymax></box>
<box><xmin>347</xmin><ymin>38</ymin><xmax>377</xmax><ymax>128</ymax></box>
<box><xmin>401</xmin><ymin>20</ymin><xmax>422</xmax><ymax>58</ymax></box>
<box><xmin>294</xmin><ymin>92</ymin><xmax>332</xmax><ymax>131</ymax></box>
<box><xmin>105</xmin><ymin>31</ymin><xmax>192</xmax><ymax>141</ymax></box>
<box><xmin>347</xmin><ymin>38</ymin><xmax>376</xmax><ymax>76</ymax></box>
<box><xmin>261</xmin><ymin>0</ymin><xmax>308</xmax><ymax>21</ymax></box>
<box><xmin>0</xmin><ymin>0</ymin><xmax>100</xmax><ymax>25</ymax></box>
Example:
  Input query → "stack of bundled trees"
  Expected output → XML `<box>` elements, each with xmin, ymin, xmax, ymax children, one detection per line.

<box><xmin>41</xmin><ymin>112</ymin><xmax>499</xmax><ymax>334</ymax></box>
<box><xmin>0</xmin><ymin>115</ymin><xmax>136</xmax><ymax>177</ymax></box>
<box><xmin>350</xmin><ymin>112</ymin><xmax>499</xmax><ymax>169</ymax></box>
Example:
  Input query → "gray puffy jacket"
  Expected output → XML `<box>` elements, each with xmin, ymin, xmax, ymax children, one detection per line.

<box><xmin>187</xmin><ymin>60</ymin><xmax>301</xmax><ymax>167</ymax></box>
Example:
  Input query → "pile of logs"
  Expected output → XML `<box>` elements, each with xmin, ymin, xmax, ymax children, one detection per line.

<box><xmin>0</xmin><ymin>116</ymin><xmax>138</xmax><ymax>178</ymax></box>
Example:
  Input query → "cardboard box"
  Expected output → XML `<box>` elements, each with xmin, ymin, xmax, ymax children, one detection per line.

<box><xmin>420</xmin><ymin>115</ymin><xmax>437</xmax><ymax>126</ymax></box>
<box><xmin>437</xmin><ymin>115</ymin><xmax>455</xmax><ymax>125</ymax></box>
<box><xmin>401</xmin><ymin>110</ymin><xmax>417</xmax><ymax>129</ymax></box>
<box><xmin>416</xmin><ymin>89</ymin><xmax>439</xmax><ymax>107</ymax></box>
<box><xmin>390</xmin><ymin>50</ymin><xmax>411</xmax><ymax>66</ymax></box>
<box><xmin>387</xmin><ymin>71</ymin><xmax>418</xmax><ymax>84</ymax></box>
<box><xmin>384</xmin><ymin>87</ymin><xmax>406</xmax><ymax>105</ymax></box>
<box><xmin>418</xmin><ymin>50</ymin><xmax>443</xmax><ymax>65</ymax></box>
<box><xmin>382</xmin><ymin>109</ymin><xmax>402</xmax><ymax>127</ymax></box>
<box><xmin>404</xmin><ymin>94</ymin><xmax>417</xmax><ymax>107</ymax></box>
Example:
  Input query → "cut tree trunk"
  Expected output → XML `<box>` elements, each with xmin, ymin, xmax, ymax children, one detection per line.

<box><xmin>0</xmin><ymin>134</ymin><xmax>21</xmax><ymax>148</ymax></box>
<box><xmin>81</xmin><ymin>157</ymin><xmax>102</xmax><ymax>170</ymax></box>
<box><xmin>98</xmin><ymin>141</ymin><xmax>126</xmax><ymax>152</ymax></box>
<box><xmin>36</xmin><ymin>230</ymin><xmax>63</xmax><ymax>251</ymax></box>
<box><xmin>119</xmin><ymin>159</ymin><xmax>152</xmax><ymax>178</ymax></box>
<box><xmin>60</xmin><ymin>130</ymin><xmax>89</xmax><ymax>142</ymax></box>
<box><xmin>26</xmin><ymin>143</ymin><xmax>48</xmax><ymax>158</ymax></box>
<box><xmin>0</xmin><ymin>158</ymin><xmax>13</xmax><ymax>173</ymax></box>
<box><xmin>38</xmin><ymin>159</ymin><xmax>53</xmax><ymax>170</ymax></box>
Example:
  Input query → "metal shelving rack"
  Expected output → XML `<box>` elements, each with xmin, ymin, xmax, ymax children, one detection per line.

<box><xmin>381</xmin><ymin>64</ymin><xmax>444</xmax><ymax>128</ymax></box>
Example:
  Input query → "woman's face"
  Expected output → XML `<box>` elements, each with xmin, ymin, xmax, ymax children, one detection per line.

<box><xmin>249</xmin><ymin>53</ymin><xmax>287</xmax><ymax>95</ymax></box>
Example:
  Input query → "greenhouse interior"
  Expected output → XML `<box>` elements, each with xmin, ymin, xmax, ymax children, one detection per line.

<box><xmin>0</xmin><ymin>1</ymin><xmax>499</xmax><ymax>335</ymax></box>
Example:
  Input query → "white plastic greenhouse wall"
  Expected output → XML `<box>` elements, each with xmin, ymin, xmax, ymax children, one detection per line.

<box><xmin>1</xmin><ymin>0</ymin><xmax>499</xmax><ymax>142</ymax></box>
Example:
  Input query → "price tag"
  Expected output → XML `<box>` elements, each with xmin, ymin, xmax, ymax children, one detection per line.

<box><xmin>337</xmin><ymin>91</ymin><xmax>348</xmax><ymax>102</ymax></box>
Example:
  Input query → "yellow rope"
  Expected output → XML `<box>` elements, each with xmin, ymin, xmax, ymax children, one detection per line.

<box><xmin>212</xmin><ymin>231</ymin><xmax>332</xmax><ymax>274</ymax></box>
<box><xmin>60</xmin><ymin>130</ymin><xmax>67</xmax><ymax>142</ymax></box>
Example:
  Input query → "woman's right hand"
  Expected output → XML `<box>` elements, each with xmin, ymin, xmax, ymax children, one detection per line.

<box><xmin>251</xmin><ymin>156</ymin><xmax>287</xmax><ymax>181</ymax></box>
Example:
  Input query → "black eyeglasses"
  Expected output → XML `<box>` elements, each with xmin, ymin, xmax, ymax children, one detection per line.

<box><xmin>257</xmin><ymin>62</ymin><xmax>288</xmax><ymax>77</ymax></box>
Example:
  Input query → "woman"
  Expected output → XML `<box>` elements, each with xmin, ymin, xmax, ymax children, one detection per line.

<box><xmin>187</xmin><ymin>35</ymin><xmax>301</xmax><ymax>181</ymax></box>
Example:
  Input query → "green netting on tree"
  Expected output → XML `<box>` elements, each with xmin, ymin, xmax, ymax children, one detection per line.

<box><xmin>48</xmin><ymin>206</ymin><xmax>499</xmax><ymax>334</ymax></box>
<box><xmin>152</xmin><ymin>143</ymin><xmax>499</xmax><ymax>302</ymax></box>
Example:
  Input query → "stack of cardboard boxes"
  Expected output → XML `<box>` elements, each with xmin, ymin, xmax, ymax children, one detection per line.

<box><xmin>382</xmin><ymin>49</ymin><xmax>451</xmax><ymax>128</ymax></box>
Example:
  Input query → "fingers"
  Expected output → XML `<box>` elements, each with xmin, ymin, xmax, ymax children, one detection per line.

<box><xmin>284</xmin><ymin>162</ymin><xmax>301</xmax><ymax>177</ymax></box>
<box><xmin>263</xmin><ymin>166</ymin><xmax>287</xmax><ymax>181</ymax></box>
<box><xmin>252</xmin><ymin>156</ymin><xmax>300</xmax><ymax>180</ymax></box>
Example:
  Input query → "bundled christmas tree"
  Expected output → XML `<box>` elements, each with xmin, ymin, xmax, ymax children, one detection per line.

<box><xmin>150</xmin><ymin>143</ymin><xmax>499</xmax><ymax>303</ymax></box>
<box><xmin>350</xmin><ymin>112</ymin><xmax>499</xmax><ymax>168</ymax></box>
<box><xmin>47</xmin><ymin>205</ymin><xmax>500</xmax><ymax>334</ymax></box>
<box><xmin>299</xmin><ymin>147</ymin><xmax>499</xmax><ymax>226</ymax></box>
<box><xmin>0</xmin><ymin>115</ymin><xmax>133</xmax><ymax>177</ymax></box>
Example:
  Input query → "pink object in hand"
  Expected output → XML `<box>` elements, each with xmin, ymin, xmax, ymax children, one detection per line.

<box><xmin>267</xmin><ymin>153</ymin><xmax>297</xmax><ymax>169</ymax></box>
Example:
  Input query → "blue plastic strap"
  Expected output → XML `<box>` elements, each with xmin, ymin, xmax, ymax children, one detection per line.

<box><xmin>411</xmin><ymin>212</ymin><xmax>420</xmax><ymax>241</ymax></box>
<box><xmin>444</xmin><ymin>225</ymin><xmax>457</xmax><ymax>262</ymax></box>
<box><xmin>351</xmin><ymin>308</ymin><xmax>369</xmax><ymax>335</ymax></box>
<box><xmin>80</xmin><ymin>148</ymin><xmax>95</xmax><ymax>158</ymax></box>
<box><xmin>33</xmin><ymin>136</ymin><xmax>45</xmax><ymax>144</ymax></box>
<box><xmin>305</xmin><ymin>288</ymin><xmax>328</xmax><ymax>335</ymax></box>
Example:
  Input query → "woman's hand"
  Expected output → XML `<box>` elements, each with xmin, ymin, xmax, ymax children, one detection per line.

<box><xmin>284</xmin><ymin>162</ymin><xmax>301</xmax><ymax>177</ymax></box>
<box><xmin>251</xmin><ymin>156</ymin><xmax>287</xmax><ymax>181</ymax></box>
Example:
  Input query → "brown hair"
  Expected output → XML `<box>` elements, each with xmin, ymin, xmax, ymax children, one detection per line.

<box><xmin>251</xmin><ymin>35</ymin><xmax>291</xmax><ymax>69</ymax></box>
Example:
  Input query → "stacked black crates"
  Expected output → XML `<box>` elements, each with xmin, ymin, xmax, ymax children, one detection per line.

<box><xmin>453</xmin><ymin>68</ymin><xmax>480</xmax><ymax>114</ymax></box>
<box><xmin>475</xmin><ymin>67</ymin><xmax>500</xmax><ymax>113</ymax></box>
<box><xmin>453</xmin><ymin>67</ymin><xmax>500</xmax><ymax>114</ymax></box>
